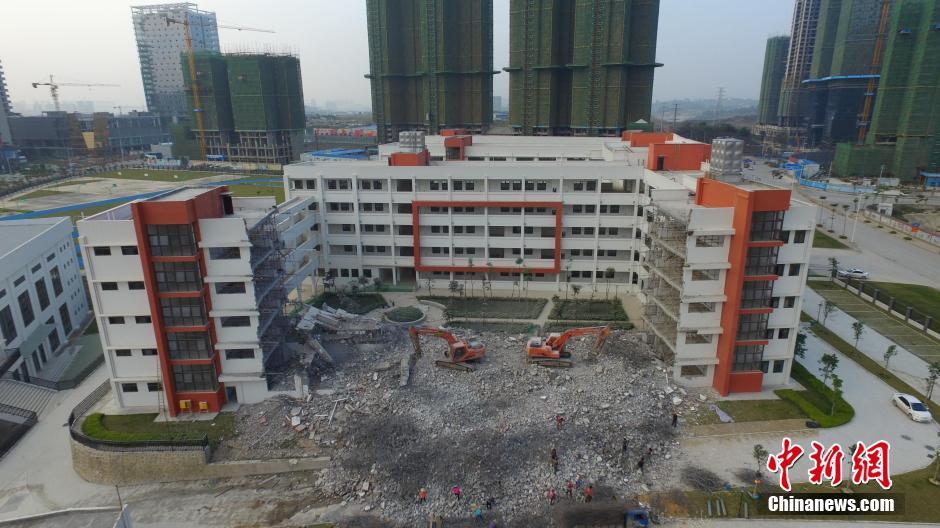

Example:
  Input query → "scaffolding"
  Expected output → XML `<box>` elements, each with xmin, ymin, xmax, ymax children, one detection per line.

<box><xmin>641</xmin><ymin>205</ymin><xmax>687</xmax><ymax>362</ymax></box>
<box><xmin>248</xmin><ymin>210</ymin><xmax>291</xmax><ymax>372</ymax></box>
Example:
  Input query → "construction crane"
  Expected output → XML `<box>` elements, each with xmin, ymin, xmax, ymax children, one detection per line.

<box><xmin>409</xmin><ymin>326</ymin><xmax>486</xmax><ymax>372</ymax></box>
<box><xmin>526</xmin><ymin>325</ymin><xmax>611</xmax><ymax>368</ymax></box>
<box><xmin>857</xmin><ymin>0</ymin><xmax>893</xmax><ymax>145</ymax></box>
<box><xmin>164</xmin><ymin>16</ymin><xmax>274</xmax><ymax>160</ymax></box>
<box><xmin>31</xmin><ymin>75</ymin><xmax>119</xmax><ymax>112</ymax></box>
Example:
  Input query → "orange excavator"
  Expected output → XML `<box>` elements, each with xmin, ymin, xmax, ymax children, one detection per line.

<box><xmin>409</xmin><ymin>326</ymin><xmax>486</xmax><ymax>372</ymax></box>
<box><xmin>526</xmin><ymin>325</ymin><xmax>611</xmax><ymax>367</ymax></box>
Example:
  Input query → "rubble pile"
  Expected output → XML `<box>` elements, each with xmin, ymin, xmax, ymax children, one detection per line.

<box><xmin>228</xmin><ymin>327</ymin><xmax>698</xmax><ymax>525</ymax></box>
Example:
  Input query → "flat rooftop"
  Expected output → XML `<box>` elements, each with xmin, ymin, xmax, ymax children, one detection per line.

<box><xmin>0</xmin><ymin>217</ymin><xmax>68</xmax><ymax>259</ymax></box>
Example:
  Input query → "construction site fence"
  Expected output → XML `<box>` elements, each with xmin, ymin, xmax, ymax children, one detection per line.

<box><xmin>797</xmin><ymin>177</ymin><xmax>877</xmax><ymax>194</ymax></box>
<box><xmin>860</xmin><ymin>209</ymin><xmax>940</xmax><ymax>249</ymax></box>
<box><xmin>832</xmin><ymin>277</ymin><xmax>940</xmax><ymax>338</ymax></box>
<box><xmin>67</xmin><ymin>380</ymin><xmax>209</xmax><ymax>453</ymax></box>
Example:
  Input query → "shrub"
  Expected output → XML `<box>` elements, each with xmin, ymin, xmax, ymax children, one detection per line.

<box><xmin>838</xmin><ymin>235</ymin><xmax>847</xmax><ymax>239</ymax></box>
<box><xmin>386</xmin><ymin>306</ymin><xmax>423</xmax><ymax>323</ymax></box>
<box><xmin>81</xmin><ymin>413</ymin><xmax>207</xmax><ymax>443</ymax></box>
<box><xmin>904</xmin><ymin>236</ymin><xmax>912</xmax><ymax>240</ymax></box>
<box><xmin>549</xmin><ymin>299</ymin><xmax>628</xmax><ymax>321</ymax></box>
<box><xmin>876</xmin><ymin>225</ymin><xmax>884</xmax><ymax>229</ymax></box>
<box><xmin>889</xmin><ymin>230</ymin><xmax>897</xmax><ymax>234</ymax></box>
<box><xmin>774</xmin><ymin>362</ymin><xmax>853</xmax><ymax>428</ymax></box>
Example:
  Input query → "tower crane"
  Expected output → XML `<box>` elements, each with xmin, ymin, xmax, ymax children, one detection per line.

<box><xmin>163</xmin><ymin>15</ymin><xmax>274</xmax><ymax>160</ymax></box>
<box><xmin>31</xmin><ymin>75</ymin><xmax>119</xmax><ymax>112</ymax></box>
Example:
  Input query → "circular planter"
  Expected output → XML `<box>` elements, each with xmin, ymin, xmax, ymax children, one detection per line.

<box><xmin>384</xmin><ymin>306</ymin><xmax>426</xmax><ymax>325</ymax></box>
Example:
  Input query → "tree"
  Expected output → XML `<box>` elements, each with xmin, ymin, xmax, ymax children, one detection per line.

<box><xmin>604</xmin><ymin>267</ymin><xmax>615</xmax><ymax>300</ymax></box>
<box><xmin>372</xmin><ymin>277</ymin><xmax>384</xmax><ymax>292</ymax></box>
<box><xmin>514</xmin><ymin>258</ymin><xmax>525</xmax><ymax>298</ymax></box>
<box><xmin>841</xmin><ymin>204</ymin><xmax>850</xmax><ymax>236</ymax></box>
<box><xmin>467</xmin><ymin>257</ymin><xmax>475</xmax><ymax>298</ymax></box>
<box><xmin>883</xmin><ymin>345</ymin><xmax>898</xmax><ymax>370</ymax></box>
<box><xmin>357</xmin><ymin>275</ymin><xmax>370</xmax><ymax>290</ymax></box>
<box><xmin>522</xmin><ymin>267</ymin><xmax>532</xmax><ymax>299</ymax></box>
<box><xmin>570</xmin><ymin>283</ymin><xmax>582</xmax><ymax>302</ymax></box>
<box><xmin>425</xmin><ymin>277</ymin><xmax>433</xmax><ymax>295</ymax></box>
<box><xmin>819</xmin><ymin>353</ymin><xmax>839</xmax><ymax>384</ymax></box>
<box><xmin>794</xmin><ymin>332</ymin><xmax>807</xmax><ymax>360</ymax></box>
<box><xmin>830</xmin><ymin>374</ymin><xmax>843</xmax><ymax>416</ymax></box>
<box><xmin>828</xmin><ymin>257</ymin><xmax>839</xmax><ymax>281</ymax></box>
<box><xmin>851</xmin><ymin>321</ymin><xmax>865</xmax><ymax>349</ymax></box>
<box><xmin>822</xmin><ymin>300</ymin><xmax>836</xmax><ymax>325</ymax></box>
<box><xmin>927</xmin><ymin>362</ymin><xmax>940</xmax><ymax>400</ymax></box>
<box><xmin>448</xmin><ymin>280</ymin><xmax>460</xmax><ymax>298</ymax></box>
<box><xmin>753</xmin><ymin>444</ymin><xmax>769</xmax><ymax>478</ymax></box>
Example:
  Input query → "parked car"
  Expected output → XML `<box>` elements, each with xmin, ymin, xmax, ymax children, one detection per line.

<box><xmin>837</xmin><ymin>268</ymin><xmax>870</xmax><ymax>280</ymax></box>
<box><xmin>892</xmin><ymin>393</ymin><xmax>933</xmax><ymax>422</ymax></box>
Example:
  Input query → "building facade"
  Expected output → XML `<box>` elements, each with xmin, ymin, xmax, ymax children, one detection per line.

<box><xmin>757</xmin><ymin>36</ymin><xmax>791</xmax><ymax>126</ymax></box>
<box><xmin>0</xmin><ymin>218</ymin><xmax>90</xmax><ymax>385</ymax></box>
<box><xmin>78</xmin><ymin>187</ymin><xmax>317</xmax><ymax>415</ymax></box>
<box><xmin>366</xmin><ymin>0</ymin><xmax>496</xmax><ymax>142</ymax></box>
<box><xmin>8</xmin><ymin>111</ymin><xmax>167</xmax><ymax>159</ymax></box>
<box><xmin>506</xmin><ymin>0</ymin><xmax>661</xmax><ymax>136</ymax></box>
<box><xmin>132</xmin><ymin>3</ymin><xmax>220</xmax><ymax>122</ymax></box>
<box><xmin>778</xmin><ymin>0</ymin><xmax>821</xmax><ymax>130</ymax></box>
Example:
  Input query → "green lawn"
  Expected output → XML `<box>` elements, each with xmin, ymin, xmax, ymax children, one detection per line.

<box><xmin>418</xmin><ymin>295</ymin><xmax>547</xmax><ymax>319</ymax></box>
<box><xmin>549</xmin><ymin>299</ymin><xmax>628</xmax><ymax>321</ymax></box>
<box><xmin>543</xmin><ymin>321</ymin><xmax>634</xmax><ymax>332</ymax></box>
<box><xmin>82</xmin><ymin>412</ymin><xmax>235</xmax><ymax>447</ymax></box>
<box><xmin>38</xmin><ymin>202</ymin><xmax>130</xmax><ymax>222</ymax></box>
<box><xmin>225</xmin><ymin>182</ymin><xmax>285</xmax><ymax>203</ymax></box>
<box><xmin>692</xmin><ymin>398</ymin><xmax>807</xmax><ymax>425</ymax></box>
<box><xmin>813</xmin><ymin>229</ymin><xmax>850</xmax><ymax>249</ymax></box>
<box><xmin>18</xmin><ymin>189</ymin><xmax>66</xmax><ymax>200</ymax></box>
<box><xmin>385</xmin><ymin>306</ymin><xmax>423</xmax><ymax>322</ymax></box>
<box><xmin>94</xmin><ymin>169</ymin><xmax>228</xmax><ymax>182</ymax></box>
<box><xmin>311</xmin><ymin>292</ymin><xmax>387</xmax><ymax>314</ymax></box>
<box><xmin>865</xmin><ymin>281</ymin><xmax>940</xmax><ymax>333</ymax></box>
<box><xmin>449</xmin><ymin>321</ymin><xmax>536</xmax><ymax>334</ymax></box>
<box><xmin>49</xmin><ymin>178</ymin><xmax>103</xmax><ymax>188</ymax></box>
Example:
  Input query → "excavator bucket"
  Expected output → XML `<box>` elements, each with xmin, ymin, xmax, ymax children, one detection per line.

<box><xmin>593</xmin><ymin>325</ymin><xmax>611</xmax><ymax>354</ymax></box>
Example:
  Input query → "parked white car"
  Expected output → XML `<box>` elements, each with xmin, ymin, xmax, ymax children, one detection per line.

<box><xmin>892</xmin><ymin>393</ymin><xmax>933</xmax><ymax>422</ymax></box>
<box><xmin>837</xmin><ymin>268</ymin><xmax>870</xmax><ymax>280</ymax></box>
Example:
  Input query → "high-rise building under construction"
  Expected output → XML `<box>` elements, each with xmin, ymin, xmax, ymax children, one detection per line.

<box><xmin>366</xmin><ymin>0</ymin><xmax>496</xmax><ymax>143</ymax></box>
<box><xmin>777</xmin><ymin>0</ymin><xmax>820</xmax><ymax>129</ymax></box>
<box><xmin>757</xmin><ymin>36</ymin><xmax>791</xmax><ymax>126</ymax></box>
<box><xmin>804</xmin><ymin>0</ymin><xmax>885</xmax><ymax>147</ymax></box>
<box><xmin>833</xmin><ymin>0</ymin><xmax>940</xmax><ymax>183</ymax></box>
<box><xmin>181</xmin><ymin>52</ymin><xmax>305</xmax><ymax>164</ymax></box>
<box><xmin>506</xmin><ymin>0</ymin><xmax>661</xmax><ymax>136</ymax></box>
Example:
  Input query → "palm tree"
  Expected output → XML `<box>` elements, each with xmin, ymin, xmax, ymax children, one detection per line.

<box><xmin>604</xmin><ymin>267</ymin><xmax>615</xmax><ymax>299</ymax></box>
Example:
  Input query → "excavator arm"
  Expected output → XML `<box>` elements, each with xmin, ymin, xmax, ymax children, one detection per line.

<box><xmin>552</xmin><ymin>325</ymin><xmax>611</xmax><ymax>352</ymax></box>
<box><xmin>409</xmin><ymin>326</ymin><xmax>459</xmax><ymax>355</ymax></box>
<box><xmin>408</xmin><ymin>326</ymin><xmax>485</xmax><ymax>372</ymax></box>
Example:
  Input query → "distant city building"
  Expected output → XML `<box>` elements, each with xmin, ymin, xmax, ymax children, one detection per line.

<box><xmin>0</xmin><ymin>59</ymin><xmax>12</xmax><ymax>146</ymax></box>
<box><xmin>757</xmin><ymin>36</ymin><xmax>791</xmax><ymax>125</ymax></box>
<box><xmin>777</xmin><ymin>0</ymin><xmax>821</xmax><ymax>130</ymax></box>
<box><xmin>0</xmin><ymin>218</ymin><xmax>90</xmax><ymax>385</ymax></box>
<box><xmin>506</xmin><ymin>0</ymin><xmax>662</xmax><ymax>136</ymax></box>
<box><xmin>78</xmin><ymin>187</ymin><xmax>318</xmax><ymax>414</ymax></box>
<box><xmin>131</xmin><ymin>3</ymin><xmax>220</xmax><ymax>122</ymax></box>
<box><xmin>180</xmin><ymin>52</ymin><xmax>305</xmax><ymax>165</ymax></box>
<box><xmin>493</xmin><ymin>95</ymin><xmax>503</xmax><ymax>114</ymax></box>
<box><xmin>833</xmin><ymin>0</ymin><xmax>940</xmax><ymax>184</ymax></box>
<box><xmin>804</xmin><ymin>0</ymin><xmax>885</xmax><ymax>147</ymax></box>
<box><xmin>8</xmin><ymin>111</ymin><xmax>167</xmax><ymax>159</ymax></box>
<box><xmin>365</xmin><ymin>0</ymin><xmax>496</xmax><ymax>142</ymax></box>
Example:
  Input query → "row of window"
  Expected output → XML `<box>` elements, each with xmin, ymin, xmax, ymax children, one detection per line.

<box><xmin>299</xmin><ymin>178</ymin><xmax>641</xmax><ymax>194</ymax></box>
<box><xmin>0</xmin><ymin>266</ymin><xmax>67</xmax><ymax>344</ymax></box>
<box><xmin>114</xmin><ymin>348</ymin><xmax>157</xmax><ymax>357</ymax></box>
<box><xmin>101</xmin><ymin>281</ymin><xmax>145</xmax><ymax>291</ymax></box>
<box><xmin>92</xmin><ymin>245</ymin><xmax>139</xmax><ymax>256</ymax></box>
<box><xmin>121</xmin><ymin>381</ymin><xmax>162</xmax><ymax>393</ymax></box>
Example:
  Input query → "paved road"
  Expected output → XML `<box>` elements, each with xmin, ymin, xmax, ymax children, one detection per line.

<box><xmin>681</xmin><ymin>326</ymin><xmax>940</xmax><ymax>488</ymax></box>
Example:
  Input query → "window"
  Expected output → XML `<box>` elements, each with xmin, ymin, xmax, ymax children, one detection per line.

<box><xmin>160</xmin><ymin>297</ymin><xmax>206</xmax><ymax>327</ymax></box>
<box><xmin>121</xmin><ymin>383</ymin><xmax>139</xmax><ymax>393</ymax></box>
<box><xmin>30</xmin><ymin>263</ymin><xmax>42</xmax><ymax>274</ymax></box>
<box><xmin>749</xmin><ymin>211</ymin><xmax>784</xmax><ymax>241</ymax></box>
<box><xmin>13</xmin><ymin>276</ymin><xmax>24</xmax><ymax>287</ymax></box>
<box><xmin>59</xmin><ymin>304</ymin><xmax>72</xmax><ymax>334</ymax></box>
<box><xmin>115</xmin><ymin>349</ymin><xmax>132</xmax><ymax>357</ymax></box>
<box><xmin>695</xmin><ymin>235</ymin><xmax>723</xmax><ymax>247</ymax></box>
<box><xmin>147</xmin><ymin>224</ymin><xmax>196</xmax><ymax>256</ymax></box>
<box><xmin>93</xmin><ymin>247</ymin><xmax>112</xmax><ymax>256</ymax></box>
<box><xmin>50</xmin><ymin>267</ymin><xmax>63</xmax><ymax>296</ymax></box>
<box><xmin>147</xmin><ymin>382</ymin><xmax>162</xmax><ymax>392</ymax></box>
<box><xmin>48</xmin><ymin>326</ymin><xmax>60</xmax><ymax>352</ymax></box>
<box><xmin>778</xmin><ymin>230</ymin><xmax>791</xmax><ymax>243</ymax></box>
<box><xmin>773</xmin><ymin>360</ymin><xmax>785</xmax><ymax>373</ymax></box>
<box><xmin>209</xmin><ymin>247</ymin><xmax>241</xmax><ymax>260</ymax></box>
<box><xmin>778</xmin><ymin>328</ymin><xmax>791</xmax><ymax>339</ymax></box>
<box><xmin>153</xmin><ymin>261</ymin><xmax>201</xmax><ymax>292</ymax></box>
<box><xmin>736</xmin><ymin>313</ymin><xmax>769</xmax><ymax>340</ymax></box>
<box><xmin>121</xmin><ymin>246</ymin><xmax>139</xmax><ymax>255</ymax></box>
<box><xmin>129</xmin><ymin>281</ymin><xmax>145</xmax><ymax>290</ymax></box>
<box><xmin>167</xmin><ymin>332</ymin><xmax>212</xmax><ymax>360</ymax></box>
<box><xmin>142</xmin><ymin>348</ymin><xmax>157</xmax><ymax>356</ymax></box>
<box><xmin>740</xmin><ymin>281</ymin><xmax>774</xmax><ymax>309</ymax></box>
<box><xmin>744</xmin><ymin>246</ymin><xmax>779</xmax><ymax>276</ymax></box>
<box><xmin>691</xmin><ymin>269</ymin><xmax>719</xmax><ymax>281</ymax></box>
<box><xmin>732</xmin><ymin>344</ymin><xmax>765</xmax><ymax>372</ymax></box>
<box><xmin>135</xmin><ymin>316</ymin><xmax>152</xmax><ymax>324</ymax></box>
<box><xmin>17</xmin><ymin>292</ymin><xmax>34</xmax><ymax>327</ymax></box>
<box><xmin>172</xmin><ymin>364</ymin><xmax>218</xmax><ymax>392</ymax></box>
<box><xmin>225</xmin><ymin>348</ymin><xmax>255</xmax><ymax>360</ymax></box>
<box><xmin>788</xmin><ymin>264</ymin><xmax>802</xmax><ymax>276</ymax></box>
<box><xmin>784</xmin><ymin>296</ymin><xmax>796</xmax><ymax>308</ymax></box>
<box><xmin>774</xmin><ymin>264</ymin><xmax>786</xmax><ymax>276</ymax></box>
<box><xmin>35</xmin><ymin>279</ymin><xmax>50</xmax><ymax>310</ymax></box>
<box><xmin>215</xmin><ymin>282</ymin><xmax>247</xmax><ymax>294</ymax></box>
<box><xmin>108</xmin><ymin>316</ymin><xmax>125</xmax><ymax>324</ymax></box>
<box><xmin>46</xmin><ymin>254</ymin><xmax>55</xmax><ymax>262</ymax></box>
<box><xmin>221</xmin><ymin>316</ymin><xmax>251</xmax><ymax>327</ymax></box>
<box><xmin>101</xmin><ymin>282</ymin><xmax>119</xmax><ymax>291</ymax></box>
<box><xmin>687</xmin><ymin>302</ymin><xmax>716</xmax><ymax>313</ymax></box>
<box><xmin>685</xmin><ymin>333</ymin><xmax>713</xmax><ymax>344</ymax></box>
<box><xmin>793</xmin><ymin>230</ymin><xmax>807</xmax><ymax>244</ymax></box>
<box><xmin>680</xmin><ymin>365</ymin><xmax>707</xmax><ymax>377</ymax></box>
<box><xmin>0</xmin><ymin>306</ymin><xmax>17</xmax><ymax>344</ymax></box>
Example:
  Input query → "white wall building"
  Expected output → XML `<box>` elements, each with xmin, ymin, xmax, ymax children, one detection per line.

<box><xmin>0</xmin><ymin>218</ymin><xmax>90</xmax><ymax>384</ymax></box>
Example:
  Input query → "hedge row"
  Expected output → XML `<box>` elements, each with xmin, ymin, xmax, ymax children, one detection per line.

<box><xmin>774</xmin><ymin>362</ymin><xmax>854</xmax><ymax>428</ymax></box>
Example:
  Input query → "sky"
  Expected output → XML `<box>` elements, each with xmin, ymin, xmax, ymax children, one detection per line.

<box><xmin>0</xmin><ymin>0</ymin><xmax>794</xmax><ymax>114</ymax></box>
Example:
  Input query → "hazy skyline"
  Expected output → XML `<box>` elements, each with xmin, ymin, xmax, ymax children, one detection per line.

<box><xmin>1</xmin><ymin>0</ymin><xmax>793</xmax><ymax>114</ymax></box>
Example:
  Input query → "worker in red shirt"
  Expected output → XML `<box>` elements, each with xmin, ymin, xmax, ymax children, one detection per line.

<box><xmin>418</xmin><ymin>488</ymin><xmax>428</xmax><ymax>502</ymax></box>
<box><xmin>584</xmin><ymin>484</ymin><xmax>593</xmax><ymax>503</ymax></box>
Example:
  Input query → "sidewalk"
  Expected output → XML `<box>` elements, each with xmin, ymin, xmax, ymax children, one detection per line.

<box><xmin>804</xmin><ymin>288</ymin><xmax>939</xmax><ymax>404</ymax></box>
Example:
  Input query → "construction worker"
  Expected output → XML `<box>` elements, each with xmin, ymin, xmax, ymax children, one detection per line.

<box><xmin>672</xmin><ymin>412</ymin><xmax>679</xmax><ymax>428</ymax></box>
<box><xmin>637</xmin><ymin>456</ymin><xmax>645</xmax><ymax>473</ymax></box>
<box><xmin>452</xmin><ymin>485</ymin><xmax>461</xmax><ymax>502</ymax></box>
<box><xmin>555</xmin><ymin>414</ymin><xmax>565</xmax><ymax>429</ymax></box>
<box><xmin>550</xmin><ymin>448</ymin><xmax>559</xmax><ymax>474</ymax></box>
<box><xmin>565</xmin><ymin>479</ymin><xmax>574</xmax><ymax>498</ymax></box>
<box><xmin>485</xmin><ymin>497</ymin><xmax>495</xmax><ymax>510</ymax></box>
<box><xmin>473</xmin><ymin>504</ymin><xmax>484</xmax><ymax>523</ymax></box>
<box><xmin>575</xmin><ymin>474</ymin><xmax>583</xmax><ymax>490</ymax></box>
<box><xmin>418</xmin><ymin>488</ymin><xmax>428</xmax><ymax>502</ymax></box>
<box><xmin>584</xmin><ymin>485</ymin><xmax>593</xmax><ymax>503</ymax></box>
<box><xmin>548</xmin><ymin>487</ymin><xmax>557</xmax><ymax>505</ymax></box>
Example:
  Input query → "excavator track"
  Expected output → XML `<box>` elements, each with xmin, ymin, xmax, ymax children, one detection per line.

<box><xmin>530</xmin><ymin>358</ymin><xmax>573</xmax><ymax>368</ymax></box>
<box><xmin>434</xmin><ymin>360</ymin><xmax>475</xmax><ymax>372</ymax></box>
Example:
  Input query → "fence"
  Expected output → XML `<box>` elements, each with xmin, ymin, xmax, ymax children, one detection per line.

<box><xmin>67</xmin><ymin>380</ymin><xmax>209</xmax><ymax>453</ymax></box>
<box><xmin>28</xmin><ymin>354</ymin><xmax>104</xmax><ymax>391</ymax></box>
<box><xmin>860</xmin><ymin>209</ymin><xmax>940</xmax><ymax>249</ymax></box>
<box><xmin>797</xmin><ymin>177</ymin><xmax>877</xmax><ymax>194</ymax></box>
<box><xmin>835</xmin><ymin>278</ymin><xmax>940</xmax><ymax>338</ymax></box>
<box><xmin>0</xmin><ymin>403</ymin><xmax>38</xmax><ymax>459</ymax></box>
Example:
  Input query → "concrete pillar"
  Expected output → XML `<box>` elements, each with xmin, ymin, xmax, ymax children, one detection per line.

<box><xmin>905</xmin><ymin>307</ymin><xmax>912</xmax><ymax>322</ymax></box>
<box><xmin>872</xmin><ymin>289</ymin><xmax>879</xmax><ymax>304</ymax></box>
<box><xmin>925</xmin><ymin>317</ymin><xmax>933</xmax><ymax>335</ymax></box>
<box><xmin>888</xmin><ymin>297</ymin><xmax>896</xmax><ymax>312</ymax></box>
